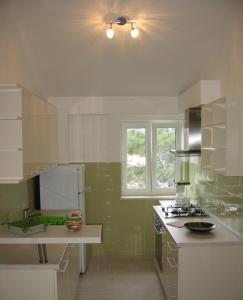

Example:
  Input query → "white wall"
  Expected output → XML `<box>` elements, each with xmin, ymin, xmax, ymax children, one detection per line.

<box><xmin>202</xmin><ymin>0</ymin><xmax>243</xmax><ymax>97</ymax></box>
<box><xmin>48</xmin><ymin>96</ymin><xmax>181</xmax><ymax>162</ymax></box>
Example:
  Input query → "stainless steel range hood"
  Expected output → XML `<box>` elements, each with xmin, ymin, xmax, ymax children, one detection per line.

<box><xmin>175</xmin><ymin>106</ymin><xmax>201</xmax><ymax>157</ymax></box>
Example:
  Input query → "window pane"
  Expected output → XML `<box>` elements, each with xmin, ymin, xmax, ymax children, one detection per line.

<box><xmin>156</xmin><ymin>128</ymin><xmax>176</xmax><ymax>188</ymax></box>
<box><xmin>126</xmin><ymin>128</ymin><xmax>146</xmax><ymax>189</ymax></box>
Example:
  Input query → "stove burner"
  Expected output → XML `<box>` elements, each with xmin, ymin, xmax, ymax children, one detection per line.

<box><xmin>161</xmin><ymin>203</ymin><xmax>208</xmax><ymax>218</ymax></box>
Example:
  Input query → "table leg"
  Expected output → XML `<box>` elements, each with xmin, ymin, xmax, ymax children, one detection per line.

<box><xmin>37</xmin><ymin>244</ymin><xmax>48</xmax><ymax>264</ymax></box>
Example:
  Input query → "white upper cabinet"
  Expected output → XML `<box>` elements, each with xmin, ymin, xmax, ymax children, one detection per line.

<box><xmin>201</xmin><ymin>96</ymin><xmax>243</xmax><ymax>176</ymax></box>
<box><xmin>179</xmin><ymin>80</ymin><xmax>222</xmax><ymax>111</ymax></box>
<box><xmin>0</xmin><ymin>84</ymin><xmax>58</xmax><ymax>183</ymax></box>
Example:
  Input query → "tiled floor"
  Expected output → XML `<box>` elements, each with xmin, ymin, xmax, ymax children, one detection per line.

<box><xmin>75</xmin><ymin>256</ymin><xmax>166</xmax><ymax>300</ymax></box>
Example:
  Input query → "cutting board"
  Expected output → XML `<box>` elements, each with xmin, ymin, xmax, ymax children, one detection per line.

<box><xmin>166</xmin><ymin>220</ymin><xmax>185</xmax><ymax>228</ymax></box>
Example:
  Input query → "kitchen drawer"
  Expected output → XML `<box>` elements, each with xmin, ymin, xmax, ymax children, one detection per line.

<box><xmin>166</xmin><ymin>283</ymin><xmax>178</xmax><ymax>300</ymax></box>
<box><xmin>0</xmin><ymin>88</ymin><xmax>22</xmax><ymax>118</ymax></box>
<box><xmin>0</xmin><ymin>150</ymin><xmax>23</xmax><ymax>181</ymax></box>
<box><xmin>166</xmin><ymin>235</ymin><xmax>178</xmax><ymax>265</ymax></box>
<box><xmin>0</xmin><ymin>120</ymin><xmax>22</xmax><ymax>148</ymax></box>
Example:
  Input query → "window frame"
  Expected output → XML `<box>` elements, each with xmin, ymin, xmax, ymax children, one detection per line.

<box><xmin>121</xmin><ymin>120</ymin><xmax>182</xmax><ymax>196</ymax></box>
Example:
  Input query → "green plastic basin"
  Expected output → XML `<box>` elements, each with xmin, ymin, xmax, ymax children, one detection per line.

<box><xmin>8</xmin><ymin>219</ymin><xmax>47</xmax><ymax>235</ymax></box>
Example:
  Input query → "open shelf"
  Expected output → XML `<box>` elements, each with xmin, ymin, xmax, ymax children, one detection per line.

<box><xmin>201</xmin><ymin>149</ymin><xmax>213</xmax><ymax>169</ymax></box>
<box><xmin>201</xmin><ymin>105</ymin><xmax>213</xmax><ymax>127</ymax></box>
<box><xmin>212</xmin><ymin>125</ymin><xmax>226</xmax><ymax>148</ymax></box>
<box><xmin>201</xmin><ymin>128</ymin><xmax>212</xmax><ymax>148</ymax></box>
<box><xmin>213</xmin><ymin>99</ymin><xmax>226</xmax><ymax>125</ymax></box>
<box><xmin>201</xmin><ymin>96</ymin><xmax>243</xmax><ymax>176</ymax></box>
<box><xmin>212</xmin><ymin>148</ymin><xmax>226</xmax><ymax>172</ymax></box>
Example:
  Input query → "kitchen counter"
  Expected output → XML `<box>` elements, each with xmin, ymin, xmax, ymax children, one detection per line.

<box><xmin>0</xmin><ymin>243</ymin><xmax>80</xmax><ymax>300</ymax></box>
<box><xmin>154</xmin><ymin>204</ymin><xmax>243</xmax><ymax>247</ymax></box>
<box><xmin>0</xmin><ymin>224</ymin><xmax>102</xmax><ymax>244</ymax></box>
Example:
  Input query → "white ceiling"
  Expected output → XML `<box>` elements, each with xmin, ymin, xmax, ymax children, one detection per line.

<box><xmin>0</xmin><ymin>0</ymin><xmax>233</xmax><ymax>97</ymax></box>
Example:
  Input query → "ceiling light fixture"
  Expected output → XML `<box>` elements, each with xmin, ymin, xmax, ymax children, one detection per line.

<box><xmin>130</xmin><ymin>23</ymin><xmax>139</xmax><ymax>39</ymax></box>
<box><xmin>106</xmin><ymin>23</ymin><xmax>114</xmax><ymax>39</ymax></box>
<box><xmin>105</xmin><ymin>16</ymin><xmax>139</xmax><ymax>39</ymax></box>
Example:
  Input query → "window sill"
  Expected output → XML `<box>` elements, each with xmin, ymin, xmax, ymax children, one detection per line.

<box><xmin>121</xmin><ymin>195</ymin><xmax>176</xmax><ymax>201</ymax></box>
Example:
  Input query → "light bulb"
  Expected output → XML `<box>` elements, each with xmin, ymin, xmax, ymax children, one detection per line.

<box><xmin>131</xmin><ymin>28</ymin><xmax>139</xmax><ymax>38</ymax></box>
<box><xmin>106</xmin><ymin>26</ymin><xmax>114</xmax><ymax>39</ymax></box>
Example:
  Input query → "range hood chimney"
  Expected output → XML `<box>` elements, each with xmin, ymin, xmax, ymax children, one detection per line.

<box><xmin>176</xmin><ymin>106</ymin><xmax>201</xmax><ymax>157</ymax></box>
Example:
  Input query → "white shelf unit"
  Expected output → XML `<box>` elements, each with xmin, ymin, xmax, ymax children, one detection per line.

<box><xmin>201</xmin><ymin>104</ymin><xmax>213</xmax><ymax>127</ymax></box>
<box><xmin>201</xmin><ymin>96</ymin><xmax>243</xmax><ymax>176</ymax></box>
<box><xmin>201</xmin><ymin>148</ymin><xmax>213</xmax><ymax>169</ymax></box>
<box><xmin>201</xmin><ymin>127</ymin><xmax>212</xmax><ymax>148</ymax></box>
<box><xmin>0</xmin><ymin>85</ymin><xmax>58</xmax><ymax>183</ymax></box>
<box><xmin>212</xmin><ymin>98</ymin><xmax>226</xmax><ymax>125</ymax></box>
<box><xmin>212</xmin><ymin>125</ymin><xmax>226</xmax><ymax>148</ymax></box>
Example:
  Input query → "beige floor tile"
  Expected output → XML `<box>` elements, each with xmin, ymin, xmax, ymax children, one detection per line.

<box><xmin>75</xmin><ymin>256</ymin><xmax>166</xmax><ymax>300</ymax></box>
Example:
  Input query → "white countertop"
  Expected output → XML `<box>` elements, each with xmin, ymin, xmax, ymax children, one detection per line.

<box><xmin>0</xmin><ymin>224</ymin><xmax>102</xmax><ymax>244</ymax></box>
<box><xmin>0</xmin><ymin>244</ymin><xmax>68</xmax><ymax>270</ymax></box>
<box><xmin>154</xmin><ymin>204</ymin><xmax>243</xmax><ymax>247</ymax></box>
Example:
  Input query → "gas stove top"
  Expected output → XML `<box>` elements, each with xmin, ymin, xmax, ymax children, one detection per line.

<box><xmin>161</xmin><ymin>203</ymin><xmax>208</xmax><ymax>218</ymax></box>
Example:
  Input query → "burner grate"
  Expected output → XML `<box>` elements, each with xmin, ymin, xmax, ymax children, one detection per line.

<box><xmin>161</xmin><ymin>203</ymin><xmax>208</xmax><ymax>218</ymax></box>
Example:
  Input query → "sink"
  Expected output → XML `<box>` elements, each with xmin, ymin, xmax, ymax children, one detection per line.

<box><xmin>8</xmin><ymin>219</ymin><xmax>47</xmax><ymax>235</ymax></box>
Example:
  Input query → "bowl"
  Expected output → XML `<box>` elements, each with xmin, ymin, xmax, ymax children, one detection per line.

<box><xmin>184</xmin><ymin>222</ymin><xmax>216</xmax><ymax>232</ymax></box>
<box><xmin>65</xmin><ymin>218</ymin><xmax>83</xmax><ymax>232</ymax></box>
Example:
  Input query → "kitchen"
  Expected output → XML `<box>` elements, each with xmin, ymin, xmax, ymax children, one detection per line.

<box><xmin>0</xmin><ymin>0</ymin><xmax>243</xmax><ymax>300</ymax></box>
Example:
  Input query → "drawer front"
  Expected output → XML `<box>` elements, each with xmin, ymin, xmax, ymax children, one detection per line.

<box><xmin>165</xmin><ymin>230</ymin><xmax>178</xmax><ymax>300</ymax></box>
<box><xmin>0</xmin><ymin>88</ymin><xmax>22</xmax><ymax>118</ymax></box>
<box><xmin>0</xmin><ymin>150</ymin><xmax>23</xmax><ymax>181</ymax></box>
<box><xmin>0</xmin><ymin>120</ymin><xmax>22</xmax><ymax>148</ymax></box>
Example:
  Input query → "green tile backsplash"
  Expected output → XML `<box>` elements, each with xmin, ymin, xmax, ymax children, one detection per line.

<box><xmin>85</xmin><ymin>162</ymin><xmax>158</xmax><ymax>256</ymax></box>
<box><xmin>189</xmin><ymin>159</ymin><xmax>243</xmax><ymax>238</ymax></box>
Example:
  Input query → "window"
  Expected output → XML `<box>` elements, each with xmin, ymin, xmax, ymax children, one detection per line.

<box><xmin>121</xmin><ymin>121</ymin><xmax>182</xmax><ymax>196</ymax></box>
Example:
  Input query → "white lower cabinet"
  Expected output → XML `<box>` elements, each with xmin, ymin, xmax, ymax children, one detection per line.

<box><xmin>158</xmin><ymin>227</ymin><xmax>178</xmax><ymax>300</ymax></box>
<box><xmin>57</xmin><ymin>244</ymin><xmax>80</xmax><ymax>300</ymax></box>
<box><xmin>155</xmin><ymin>226</ymin><xmax>243</xmax><ymax>300</ymax></box>
<box><xmin>0</xmin><ymin>244</ymin><xmax>80</xmax><ymax>300</ymax></box>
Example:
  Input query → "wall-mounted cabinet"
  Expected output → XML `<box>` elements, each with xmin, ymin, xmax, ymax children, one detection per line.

<box><xmin>0</xmin><ymin>85</ymin><xmax>58</xmax><ymax>183</ymax></box>
<box><xmin>201</xmin><ymin>96</ymin><xmax>243</xmax><ymax>175</ymax></box>
<box><xmin>179</xmin><ymin>80</ymin><xmax>221</xmax><ymax>111</ymax></box>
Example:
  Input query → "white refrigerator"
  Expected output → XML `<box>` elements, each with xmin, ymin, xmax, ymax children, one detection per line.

<box><xmin>39</xmin><ymin>164</ymin><xmax>87</xmax><ymax>273</ymax></box>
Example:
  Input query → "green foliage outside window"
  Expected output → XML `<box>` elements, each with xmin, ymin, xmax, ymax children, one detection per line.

<box><xmin>126</xmin><ymin>127</ymin><xmax>176</xmax><ymax>190</ymax></box>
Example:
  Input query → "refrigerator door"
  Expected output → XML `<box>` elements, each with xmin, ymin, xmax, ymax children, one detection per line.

<box><xmin>40</xmin><ymin>164</ymin><xmax>87</xmax><ymax>273</ymax></box>
<box><xmin>40</xmin><ymin>164</ymin><xmax>83</xmax><ymax>210</ymax></box>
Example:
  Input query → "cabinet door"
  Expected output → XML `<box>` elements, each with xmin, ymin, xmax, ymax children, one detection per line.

<box><xmin>166</xmin><ymin>232</ymin><xmax>178</xmax><ymax>300</ymax></box>
<box><xmin>68</xmin><ymin>244</ymin><xmax>80</xmax><ymax>300</ymax></box>
<box><xmin>0</xmin><ymin>270</ymin><xmax>56</xmax><ymax>300</ymax></box>
<box><xmin>0</xmin><ymin>87</ymin><xmax>22</xmax><ymax>117</ymax></box>
<box><xmin>57</xmin><ymin>246</ymin><xmax>70</xmax><ymax>300</ymax></box>
<box><xmin>161</xmin><ymin>229</ymin><xmax>178</xmax><ymax>300</ymax></box>
<box><xmin>0</xmin><ymin>120</ymin><xmax>22</xmax><ymax>148</ymax></box>
<box><xmin>0</xmin><ymin>85</ymin><xmax>58</xmax><ymax>182</ymax></box>
<box><xmin>0</xmin><ymin>150</ymin><xmax>23</xmax><ymax>181</ymax></box>
<box><xmin>57</xmin><ymin>244</ymin><xmax>80</xmax><ymax>300</ymax></box>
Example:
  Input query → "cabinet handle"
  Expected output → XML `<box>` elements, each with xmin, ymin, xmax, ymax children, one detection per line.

<box><xmin>167</xmin><ymin>256</ymin><xmax>177</xmax><ymax>269</ymax></box>
<box><xmin>167</xmin><ymin>241</ymin><xmax>177</xmax><ymax>251</ymax></box>
<box><xmin>166</xmin><ymin>285</ymin><xmax>177</xmax><ymax>299</ymax></box>
<box><xmin>153</xmin><ymin>224</ymin><xmax>165</xmax><ymax>235</ymax></box>
<box><xmin>58</xmin><ymin>259</ymin><xmax>69</xmax><ymax>273</ymax></box>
